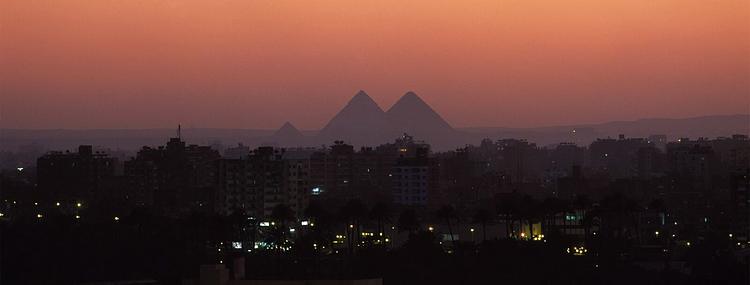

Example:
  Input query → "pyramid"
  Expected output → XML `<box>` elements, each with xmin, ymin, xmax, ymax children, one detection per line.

<box><xmin>317</xmin><ymin>90</ymin><xmax>389</xmax><ymax>146</ymax></box>
<box><xmin>270</xmin><ymin>121</ymin><xmax>305</xmax><ymax>146</ymax></box>
<box><xmin>386</xmin><ymin>91</ymin><xmax>454</xmax><ymax>139</ymax></box>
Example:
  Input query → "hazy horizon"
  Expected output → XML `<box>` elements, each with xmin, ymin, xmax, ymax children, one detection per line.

<box><xmin>0</xmin><ymin>112</ymin><xmax>748</xmax><ymax>131</ymax></box>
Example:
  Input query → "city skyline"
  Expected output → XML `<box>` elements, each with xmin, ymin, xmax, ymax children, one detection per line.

<box><xmin>0</xmin><ymin>90</ymin><xmax>747</xmax><ymax>152</ymax></box>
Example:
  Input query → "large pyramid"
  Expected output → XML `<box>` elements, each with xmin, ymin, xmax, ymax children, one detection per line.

<box><xmin>385</xmin><ymin>91</ymin><xmax>455</xmax><ymax>141</ymax></box>
<box><xmin>317</xmin><ymin>90</ymin><xmax>390</xmax><ymax>146</ymax></box>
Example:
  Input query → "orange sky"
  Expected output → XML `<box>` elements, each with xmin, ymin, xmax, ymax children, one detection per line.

<box><xmin>1</xmin><ymin>0</ymin><xmax>748</xmax><ymax>129</ymax></box>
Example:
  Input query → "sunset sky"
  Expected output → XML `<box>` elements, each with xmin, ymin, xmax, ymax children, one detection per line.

<box><xmin>1</xmin><ymin>0</ymin><xmax>748</xmax><ymax>130</ymax></box>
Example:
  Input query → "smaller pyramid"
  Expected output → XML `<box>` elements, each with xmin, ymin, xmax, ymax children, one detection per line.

<box><xmin>270</xmin><ymin>121</ymin><xmax>305</xmax><ymax>146</ymax></box>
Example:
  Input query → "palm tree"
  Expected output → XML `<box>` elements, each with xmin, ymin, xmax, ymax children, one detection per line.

<box><xmin>436</xmin><ymin>204</ymin><xmax>458</xmax><ymax>246</ymax></box>
<box><xmin>496</xmin><ymin>194</ymin><xmax>521</xmax><ymax>238</ymax></box>
<box><xmin>647</xmin><ymin>198</ymin><xmax>666</xmax><ymax>215</ymax></box>
<box><xmin>519</xmin><ymin>195</ymin><xmax>538</xmax><ymax>239</ymax></box>
<box><xmin>598</xmin><ymin>193</ymin><xmax>640</xmax><ymax>254</ymax></box>
<box><xmin>304</xmin><ymin>201</ymin><xmax>333</xmax><ymax>247</ymax></box>
<box><xmin>270</xmin><ymin>204</ymin><xmax>295</xmax><ymax>248</ymax></box>
<box><xmin>647</xmin><ymin>198</ymin><xmax>667</xmax><ymax>241</ymax></box>
<box><xmin>339</xmin><ymin>199</ymin><xmax>367</xmax><ymax>254</ymax></box>
<box><xmin>573</xmin><ymin>194</ymin><xmax>592</xmax><ymax>242</ymax></box>
<box><xmin>541</xmin><ymin>197</ymin><xmax>566</xmax><ymax>236</ymax></box>
<box><xmin>398</xmin><ymin>208</ymin><xmax>420</xmax><ymax>234</ymax></box>
<box><xmin>369</xmin><ymin>202</ymin><xmax>391</xmax><ymax>245</ymax></box>
<box><xmin>269</xmin><ymin>204</ymin><xmax>295</xmax><ymax>275</ymax></box>
<box><xmin>304</xmin><ymin>201</ymin><xmax>327</xmax><ymax>223</ymax></box>
<box><xmin>472</xmin><ymin>208</ymin><xmax>492</xmax><ymax>242</ymax></box>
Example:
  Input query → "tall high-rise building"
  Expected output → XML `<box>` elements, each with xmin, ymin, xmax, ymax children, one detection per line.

<box><xmin>216</xmin><ymin>147</ymin><xmax>313</xmax><ymax>219</ymax></box>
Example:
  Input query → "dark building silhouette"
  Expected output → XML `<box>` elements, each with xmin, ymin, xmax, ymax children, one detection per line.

<box><xmin>589</xmin><ymin>135</ymin><xmax>654</xmax><ymax>179</ymax></box>
<box><xmin>124</xmin><ymin>137</ymin><xmax>220</xmax><ymax>215</ymax></box>
<box><xmin>36</xmin><ymin>145</ymin><xmax>116</xmax><ymax>203</ymax></box>
<box><xmin>635</xmin><ymin>145</ymin><xmax>666</xmax><ymax>179</ymax></box>
<box><xmin>549</xmin><ymin>142</ymin><xmax>585</xmax><ymax>175</ymax></box>
<box><xmin>495</xmin><ymin>139</ymin><xmax>547</xmax><ymax>189</ymax></box>
<box><xmin>556</xmin><ymin>166</ymin><xmax>589</xmax><ymax>198</ymax></box>
<box><xmin>666</xmin><ymin>139</ymin><xmax>718</xmax><ymax>193</ymax></box>
<box><xmin>223</xmin><ymin>143</ymin><xmax>251</xmax><ymax>159</ymax></box>
<box><xmin>216</xmin><ymin>147</ymin><xmax>284</xmax><ymax>218</ymax></box>
<box><xmin>309</xmin><ymin>141</ymin><xmax>357</xmax><ymax>199</ymax></box>
<box><xmin>648</xmin><ymin>134</ymin><xmax>668</xmax><ymax>151</ymax></box>
<box><xmin>281</xmin><ymin>148</ymin><xmax>315</xmax><ymax>218</ymax></box>
<box><xmin>730</xmin><ymin>172</ymin><xmax>750</xmax><ymax>240</ymax></box>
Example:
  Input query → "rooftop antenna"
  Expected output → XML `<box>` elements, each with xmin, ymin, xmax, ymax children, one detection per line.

<box><xmin>177</xmin><ymin>124</ymin><xmax>182</xmax><ymax>139</ymax></box>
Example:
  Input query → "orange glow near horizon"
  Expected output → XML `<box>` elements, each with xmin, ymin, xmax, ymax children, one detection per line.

<box><xmin>1</xmin><ymin>0</ymin><xmax>748</xmax><ymax>129</ymax></box>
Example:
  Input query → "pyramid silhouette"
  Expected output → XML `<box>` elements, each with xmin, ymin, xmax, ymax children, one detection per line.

<box><xmin>385</xmin><ymin>91</ymin><xmax>454</xmax><ymax>140</ymax></box>
<box><xmin>317</xmin><ymin>90</ymin><xmax>390</xmax><ymax>145</ymax></box>
<box><xmin>270</xmin><ymin>121</ymin><xmax>305</xmax><ymax>146</ymax></box>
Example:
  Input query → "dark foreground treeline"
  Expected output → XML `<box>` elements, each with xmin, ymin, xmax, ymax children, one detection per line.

<box><xmin>2</xmin><ymin>208</ymin><xmax>746</xmax><ymax>285</ymax></box>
